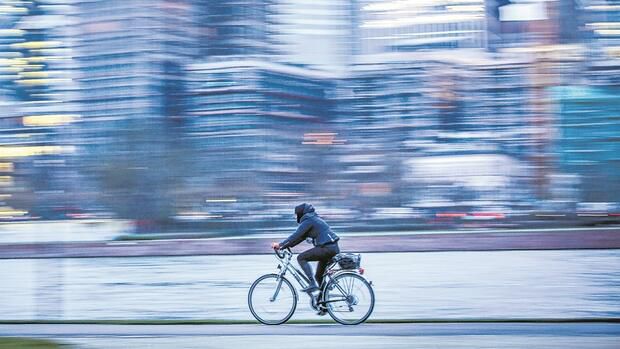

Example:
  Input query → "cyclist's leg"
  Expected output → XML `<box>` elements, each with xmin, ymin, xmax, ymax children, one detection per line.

<box><xmin>315</xmin><ymin>259</ymin><xmax>328</xmax><ymax>287</ymax></box>
<box><xmin>315</xmin><ymin>244</ymin><xmax>340</xmax><ymax>286</ymax></box>
<box><xmin>297</xmin><ymin>247</ymin><xmax>322</xmax><ymax>289</ymax></box>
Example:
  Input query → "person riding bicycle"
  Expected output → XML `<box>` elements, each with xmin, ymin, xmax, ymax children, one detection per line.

<box><xmin>271</xmin><ymin>203</ymin><xmax>340</xmax><ymax>293</ymax></box>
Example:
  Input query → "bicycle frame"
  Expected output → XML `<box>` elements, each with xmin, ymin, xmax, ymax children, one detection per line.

<box><xmin>272</xmin><ymin>249</ymin><xmax>359</xmax><ymax>306</ymax></box>
<box><xmin>273</xmin><ymin>249</ymin><xmax>310</xmax><ymax>290</ymax></box>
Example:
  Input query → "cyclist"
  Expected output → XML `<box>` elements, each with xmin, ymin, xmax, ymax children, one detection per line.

<box><xmin>271</xmin><ymin>203</ymin><xmax>340</xmax><ymax>293</ymax></box>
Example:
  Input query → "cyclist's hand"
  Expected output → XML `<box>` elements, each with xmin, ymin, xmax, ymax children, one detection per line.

<box><xmin>271</xmin><ymin>242</ymin><xmax>280</xmax><ymax>250</ymax></box>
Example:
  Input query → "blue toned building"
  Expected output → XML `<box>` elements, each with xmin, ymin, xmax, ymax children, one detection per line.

<box><xmin>333</xmin><ymin>53</ymin><xmax>434</xmax><ymax>212</ymax></box>
<box><xmin>583</xmin><ymin>0</ymin><xmax>620</xmax><ymax>60</ymax></box>
<box><xmin>357</xmin><ymin>0</ymin><xmax>488</xmax><ymax>55</ymax></box>
<box><xmin>0</xmin><ymin>0</ymin><xmax>80</xmax><ymax>219</ymax></box>
<box><xmin>274</xmin><ymin>0</ymin><xmax>359</xmax><ymax>73</ymax></box>
<box><xmin>74</xmin><ymin>0</ymin><xmax>199</xmax><ymax>125</ymax></box>
<box><xmin>186</xmin><ymin>58</ymin><xmax>337</xmax><ymax>221</ymax></box>
<box><xmin>71</xmin><ymin>0</ymin><xmax>202</xmax><ymax>227</ymax></box>
<box><xmin>334</xmin><ymin>50</ymin><xmax>539</xmax><ymax>216</ymax></box>
<box><xmin>553</xmin><ymin>84</ymin><xmax>620</xmax><ymax>203</ymax></box>
<box><xmin>202</xmin><ymin>0</ymin><xmax>279</xmax><ymax>57</ymax></box>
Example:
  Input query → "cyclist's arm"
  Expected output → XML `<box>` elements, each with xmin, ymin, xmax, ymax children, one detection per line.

<box><xmin>279</xmin><ymin>220</ymin><xmax>311</xmax><ymax>249</ymax></box>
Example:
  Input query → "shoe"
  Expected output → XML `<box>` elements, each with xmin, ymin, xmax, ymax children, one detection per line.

<box><xmin>317</xmin><ymin>309</ymin><xmax>327</xmax><ymax>316</ymax></box>
<box><xmin>301</xmin><ymin>283</ymin><xmax>319</xmax><ymax>293</ymax></box>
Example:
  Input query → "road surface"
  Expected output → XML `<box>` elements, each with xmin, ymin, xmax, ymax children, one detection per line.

<box><xmin>1</xmin><ymin>323</ymin><xmax>619</xmax><ymax>348</ymax></box>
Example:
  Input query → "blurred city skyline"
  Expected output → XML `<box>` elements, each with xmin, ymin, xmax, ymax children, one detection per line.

<box><xmin>0</xmin><ymin>0</ymin><xmax>619</xmax><ymax>234</ymax></box>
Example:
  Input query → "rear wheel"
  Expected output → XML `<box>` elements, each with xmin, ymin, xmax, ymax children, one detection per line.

<box><xmin>248</xmin><ymin>274</ymin><xmax>297</xmax><ymax>325</ymax></box>
<box><xmin>324</xmin><ymin>272</ymin><xmax>374</xmax><ymax>325</ymax></box>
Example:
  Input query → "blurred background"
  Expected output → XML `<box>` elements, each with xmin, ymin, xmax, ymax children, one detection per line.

<box><xmin>1</xmin><ymin>0</ymin><xmax>620</xmax><ymax>330</ymax></box>
<box><xmin>0</xmin><ymin>0</ymin><xmax>619</xmax><ymax>237</ymax></box>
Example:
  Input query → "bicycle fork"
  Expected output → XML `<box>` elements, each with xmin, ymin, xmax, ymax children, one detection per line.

<box><xmin>270</xmin><ymin>266</ymin><xmax>287</xmax><ymax>302</ymax></box>
<box><xmin>270</xmin><ymin>277</ymin><xmax>284</xmax><ymax>302</ymax></box>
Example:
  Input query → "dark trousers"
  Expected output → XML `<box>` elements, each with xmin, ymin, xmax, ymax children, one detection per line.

<box><xmin>297</xmin><ymin>243</ymin><xmax>340</xmax><ymax>287</ymax></box>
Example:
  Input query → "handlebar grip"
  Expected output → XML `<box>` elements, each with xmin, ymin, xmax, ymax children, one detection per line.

<box><xmin>275</xmin><ymin>248</ymin><xmax>284</xmax><ymax>259</ymax></box>
<box><xmin>275</xmin><ymin>247</ymin><xmax>291</xmax><ymax>259</ymax></box>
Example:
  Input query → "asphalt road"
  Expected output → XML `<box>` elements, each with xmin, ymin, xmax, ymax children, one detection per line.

<box><xmin>1</xmin><ymin>323</ymin><xmax>620</xmax><ymax>348</ymax></box>
<box><xmin>1</xmin><ymin>323</ymin><xmax>620</xmax><ymax>337</ymax></box>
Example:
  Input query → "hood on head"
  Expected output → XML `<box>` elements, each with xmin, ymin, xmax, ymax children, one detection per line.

<box><xmin>295</xmin><ymin>203</ymin><xmax>315</xmax><ymax>223</ymax></box>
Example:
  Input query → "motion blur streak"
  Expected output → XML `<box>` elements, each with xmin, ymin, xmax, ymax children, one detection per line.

<box><xmin>0</xmin><ymin>4</ymin><xmax>619</xmax><ymax>345</ymax></box>
<box><xmin>0</xmin><ymin>0</ymin><xmax>618</xmax><ymax>235</ymax></box>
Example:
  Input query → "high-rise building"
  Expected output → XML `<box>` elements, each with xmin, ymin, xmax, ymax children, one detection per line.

<box><xmin>72</xmin><ymin>0</ymin><xmax>201</xmax><ymax>227</ymax></box>
<box><xmin>74</xmin><ymin>0</ymin><xmax>198</xmax><ymax>124</ymax></box>
<box><xmin>274</xmin><ymin>0</ymin><xmax>358</xmax><ymax>72</ymax></box>
<box><xmin>583</xmin><ymin>0</ymin><xmax>620</xmax><ymax>60</ymax></box>
<box><xmin>186</xmin><ymin>58</ymin><xmax>337</xmax><ymax>225</ymax></box>
<box><xmin>333</xmin><ymin>53</ymin><xmax>433</xmax><ymax>210</ymax></box>
<box><xmin>554</xmin><ymin>84</ymin><xmax>620</xmax><ymax>203</ymax></box>
<box><xmin>201</xmin><ymin>0</ymin><xmax>279</xmax><ymax>58</ymax></box>
<box><xmin>486</xmin><ymin>0</ymin><xmax>582</xmax><ymax>50</ymax></box>
<box><xmin>0</xmin><ymin>0</ymin><xmax>79</xmax><ymax>219</ymax></box>
<box><xmin>335</xmin><ymin>50</ymin><xmax>539</xmax><ymax>213</ymax></box>
<box><xmin>358</xmin><ymin>0</ymin><xmax>488</xmax><ymax>54</ymax></box>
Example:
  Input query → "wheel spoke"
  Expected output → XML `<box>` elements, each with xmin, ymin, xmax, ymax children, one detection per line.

<box><xmin>334</xmin><ymin>281</ymin><xmax>348</xmax><ymax>298</ymax></box>
<box><xmin>324</xmin><ymin>273</ymin><xmax>374</xmax><ymax>325</ymax></box>
<box><xmin>347</xmin><ymin>275</ymin><xmax>355</xmax><ymax>296</ymax></box>
<box><xmin>249</xmin><ymin>274</ymin><xmax>297</xmax><ymax>325</ymax></box>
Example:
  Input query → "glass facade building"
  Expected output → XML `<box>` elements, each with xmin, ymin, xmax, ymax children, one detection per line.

<box><xmin>334</xmin><ymin>50</ymin><xmax>539</xmax><ymax>217</ymax></box>
<box><xmin>358</xmin><ymin>0</ymin><xmax>488</xmax><ymax>54</ymax></box>
<box><xmin>186</xmin><ymin>59</ymin><xmax>336</xmax><ymax>224</ymax></box>
<box><xmin>0</xmin><ymin>0</ymin><xmax>79</xmax><ymax>219</ymax></box>
<box><xmin>274</xmin><ymin>0</ymin><xmax>358</xmax><ymax>72</ymax></box>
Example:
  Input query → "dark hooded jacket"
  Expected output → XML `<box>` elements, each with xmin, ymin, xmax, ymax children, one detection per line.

<box><xmin>279</xmin><ymin>203</ymin><xmax>339</xmax><ymax>249</ymax></box>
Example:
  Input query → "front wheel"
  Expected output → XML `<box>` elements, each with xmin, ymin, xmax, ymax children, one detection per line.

<box><xmin>248</xmin><ymin>273</ymin><xmax>297</xmax><ymax>325</ymax></box>
<box><xmin>323</xmin><ymin>272</ymin><xmax>374</xmax><ymax>325</ymax></box>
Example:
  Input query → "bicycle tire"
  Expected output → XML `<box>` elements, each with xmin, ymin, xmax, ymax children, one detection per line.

<box><xmin>248</xmin><ymin>273</ymin><xmax>297</xmax><ymax>325</ymax></box>
<box><xmin>323</xmin><ymin>272</ymin><xmax>374</xmax><ymax>325</ymax></box>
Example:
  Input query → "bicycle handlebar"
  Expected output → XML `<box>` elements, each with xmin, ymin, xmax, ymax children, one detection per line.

<box><xmin>275</xmin><ymin>247</ymin><xmax>291</xmax><ymax>259</ymax></box>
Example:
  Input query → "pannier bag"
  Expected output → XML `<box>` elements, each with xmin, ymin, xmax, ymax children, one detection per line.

<box><xmin>334</xmin><ymin>253</ymin><xmax>361</xmax><ymax>269</ymax></box>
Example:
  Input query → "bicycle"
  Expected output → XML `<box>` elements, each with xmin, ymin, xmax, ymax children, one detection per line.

<box><xmin>248</xmin><ymin>247</ymin><xmax>375</xmax><ymax>325</ymax></box>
